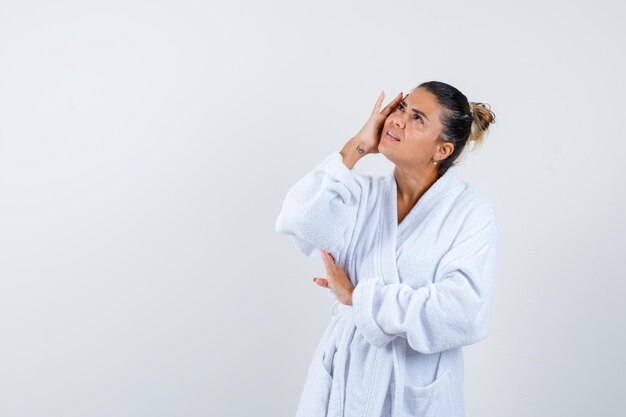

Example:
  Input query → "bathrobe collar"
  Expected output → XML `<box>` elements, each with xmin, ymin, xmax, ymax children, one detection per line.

<box><xmin>381</xmin><ymin>165</ymin><xmax>465</xmax><ymax>284</ymax></box>
<box><xmin>395</xmin><ymin>167</ymin><xmax>462</xmax><ymax>237</ymax></box>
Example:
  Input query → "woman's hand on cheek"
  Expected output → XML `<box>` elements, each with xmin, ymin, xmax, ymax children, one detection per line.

<box><xmin>313</xmin><ymin>249</ymin><xmax>354</xmax><ymax>306</ymax></box>
<box><xmin>351</xmin><ymin>90</ymin><xmax>403</xmax><ymax>154</ymax></box>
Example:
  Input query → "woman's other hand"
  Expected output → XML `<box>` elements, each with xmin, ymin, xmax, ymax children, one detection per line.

<box><xmin>313</xmin><ymin>249</ymin><xmax>355</xmax><ymax>306</ymax></box>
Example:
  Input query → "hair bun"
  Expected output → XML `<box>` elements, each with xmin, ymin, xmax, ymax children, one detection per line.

<box><xmin>467</xmin><ymin>102</ymin><xmax>496</xmax><ymax>147</ymax></box>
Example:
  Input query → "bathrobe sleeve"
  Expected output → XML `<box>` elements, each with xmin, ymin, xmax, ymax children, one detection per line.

<box><xmin>352</xmin><ymin>203</ymin><xmax>498</xmax><ymax>354</ymax></box>
<box><xmin>274</xmin><ymin>150</ymin><xmax>362</xmax><ymax>262</ymax></box>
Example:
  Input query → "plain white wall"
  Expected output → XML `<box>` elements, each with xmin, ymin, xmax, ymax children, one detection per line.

<box><xmin>1</xmin><ymin>0</ymin><xmax>624</xmax><ymax>416</ymax></box>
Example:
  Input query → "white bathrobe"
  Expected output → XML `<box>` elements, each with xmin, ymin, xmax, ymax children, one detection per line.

<box><xmin>275</xmin><ymin>150</ymin><xmax>498</xmax><ymax>417</ymax></box>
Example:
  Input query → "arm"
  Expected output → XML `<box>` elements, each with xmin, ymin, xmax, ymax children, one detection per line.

<box><xmin>274</xmin><ymin>139</ymin><xmax>367</xmax><ymax>262</ymax></box>
<box><xmin>351</xmin><ymin>209</ymin><xmax>498</xmax><ymax>354</ymax></box>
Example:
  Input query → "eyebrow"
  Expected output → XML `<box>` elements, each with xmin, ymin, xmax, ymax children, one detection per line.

<box><xmin>400</xmin><ymin>100</ymin><xmax>430</xmax><ymax>121</ymax></box>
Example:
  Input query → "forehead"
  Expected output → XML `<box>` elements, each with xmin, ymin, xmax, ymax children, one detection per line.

<box><xmin>404</xmin><ymin>88</ymin><xmax>440</xmax><ymax>118</ymax></box>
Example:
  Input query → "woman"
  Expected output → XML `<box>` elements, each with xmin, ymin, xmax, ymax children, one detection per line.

<box><xmin>275</xmin><ymin>80</ymin><xmax>497</xmax><ymax>417</ymax></box>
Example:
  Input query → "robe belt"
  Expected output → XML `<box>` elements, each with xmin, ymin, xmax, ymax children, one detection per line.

<box><xmin>330</xmin><ymin>301</ymin><xmax>406</xmax><ymax>417</ymax></box>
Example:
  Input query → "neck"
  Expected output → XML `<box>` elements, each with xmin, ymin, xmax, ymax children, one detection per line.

<box><xmin>394</xmin><ymin>165</ymin><xmax>439</xmax><ymax>204</ymax></box>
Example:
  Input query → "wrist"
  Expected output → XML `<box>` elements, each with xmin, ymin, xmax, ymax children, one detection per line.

<box><xmin>340</xmin><ymin>137</ymin><xmax>368</xmax><ymax>170</ymax></box>
<box><xmin>339</xmin><ymin>286</ymin><xmax>354</xmax><ymax>306</ymax></box>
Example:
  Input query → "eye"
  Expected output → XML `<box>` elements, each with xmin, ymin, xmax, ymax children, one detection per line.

<box><xmin>397</xmin><ymin>103</ymin><xmax>423</xmax><ymax>124</ymax></box>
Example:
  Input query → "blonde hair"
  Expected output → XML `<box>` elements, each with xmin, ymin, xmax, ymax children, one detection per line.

<box><xmin>468</xmin><ymin>101</ymin><xmax>496</xmax><ymax>148</ymax></box>
<box><xmin>457</xmin><ymin>101</ymin><xmax>496</xmax><ymax>163</ymax></box>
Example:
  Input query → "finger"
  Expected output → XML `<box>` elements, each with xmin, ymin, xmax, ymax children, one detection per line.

<box><xmin>313</xmin><ymin>278</ymin><xmax>329</xmax><ymax>288</ymax></box>
<box><xmin>380</xmin><ymin>92</ymin><xmax>403</xmax><ymax>116</ymax></box>
<box><xmin>371</xmin><ymin>90</ymin><xmax>385</xmax><ymax>115</ymax></box>
<box><xmin>320</xmin><ymin>249</ymin><xmax>334</xmax><ymax>273</ymax></box>
<box><xmin>321</xmin><ymin>250</ymin><xmax>337</xmax><ymax>268</ymax></box>
<box><xmin>327</xmin><ymin>252</ymin><xmax>336</xmax><ymax>264</ymax></box>
<box><xmin>319</xmin><ymin>248</ymin><xmax>327</xmax><ymax>261</ymax></box>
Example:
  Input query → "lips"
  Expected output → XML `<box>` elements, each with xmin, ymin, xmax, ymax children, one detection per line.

<box><xmin>386</xmin><ymin>130</ymin><xmax>400</xmax><ymax>141</ymax></box>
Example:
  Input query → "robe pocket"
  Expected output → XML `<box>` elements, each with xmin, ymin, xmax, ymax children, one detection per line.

<box><xmin>400</xmin><ymin>369</ymin><xmax>455</xmax><ymax>417</ymax></box>
<box><xmin>320</xmin><ymin>343</ymin><xmax>337</xmax><ymax>380</ymax></box>
<box><xmin>311</xmin><ymin>357</ymin><xmax>333</xmax><ymax>391</ymax></box>
<box><xmin>297</xmin><ymin>354</ymin><xmax>334</xmax><ymax>417</ymax></box>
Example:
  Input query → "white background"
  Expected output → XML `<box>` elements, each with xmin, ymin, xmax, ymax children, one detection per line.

<box><xmin>1</xmin><ymin>0</ymin><xmax>624</xmax><ymax>416</ymax></box>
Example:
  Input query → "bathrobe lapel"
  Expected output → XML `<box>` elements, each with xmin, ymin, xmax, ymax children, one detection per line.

<box><xmin>380</xmin><ymin>175</ymin><xmax>400</xmax><ymax>284</ymax></box>
<box><xmin>392</xmin><ymin>166</ymin><xmax>462</xmax><ymax>253</ymax></box>
<box><xmin>377</xmin><ymin>173</ymin><xmax>404</xmax><ymax>417</ymax></box>
<box><xmin>377</xmin><ymin>166</ymin><xmax>463</xmax><ymax>417</ymax></box>
<box><xmin>380</xmin><ymin>167</ymin><xmax>461</xmax><ymax>285</ymax></box>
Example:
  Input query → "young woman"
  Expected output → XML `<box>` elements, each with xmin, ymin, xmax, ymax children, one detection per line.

<box><xmin>275</xmin><ymin>81</ymin><xmax>497</xmax><ymax>417</ymax></box>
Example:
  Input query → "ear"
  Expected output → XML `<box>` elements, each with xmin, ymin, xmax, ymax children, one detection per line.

<box><xmin>437</xmin><ymin>141</ymin><xmax>455</xmax><ymax>160</ymax></box>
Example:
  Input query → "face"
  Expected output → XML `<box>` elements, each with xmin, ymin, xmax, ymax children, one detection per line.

<box><xmin>379</xmin><ymin>87</ymin><xmax>454</xmax><ymax>170</ymax></box>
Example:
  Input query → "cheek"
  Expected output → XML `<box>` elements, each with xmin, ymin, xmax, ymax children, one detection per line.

<box><xmin>403</xmin><ymin>126</ymin><xmax>425</xmax><ymax>143</ymax></box>
<box><xmin>403</xmin><ymin>131</ymin><xmax>433</xmax><ymax>155</ymax></box>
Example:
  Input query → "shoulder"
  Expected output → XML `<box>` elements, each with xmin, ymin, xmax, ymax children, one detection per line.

<box><xmin>452</xmin><ymin>180</ymin><xmax>497</xmax><ymax>231</ymax></box>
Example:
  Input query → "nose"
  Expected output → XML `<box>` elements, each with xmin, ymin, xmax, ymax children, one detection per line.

<box><xmin>389</xmin><ymin>111</ymin><xmax>407</xmax><ymax>129</ymax></box>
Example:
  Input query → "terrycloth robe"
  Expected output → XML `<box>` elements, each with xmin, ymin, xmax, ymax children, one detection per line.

<box><xmin>275</xmin><ymin>150</ymin><xmax>498</xmax><ymax>417</ymax></box>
